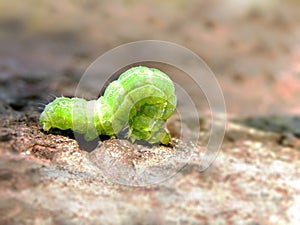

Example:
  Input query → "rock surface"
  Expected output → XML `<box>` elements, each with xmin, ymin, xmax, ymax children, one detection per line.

<box><xmin>1</xmin><ymin>111</ymin><xmax>299</xmax><ymax>225</ymax></box>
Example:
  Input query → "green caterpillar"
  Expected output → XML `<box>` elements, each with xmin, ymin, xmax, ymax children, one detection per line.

<box><xmin>40</xmin><ymin>66</ymin><xmax>177</xmax><ymax>145</ymax></box>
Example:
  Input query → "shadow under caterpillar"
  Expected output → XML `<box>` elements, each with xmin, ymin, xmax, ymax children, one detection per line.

<box><xmin>40</xmin><ymin>66</ymin><xmax>177</xmax><ymax>145</ymax></box>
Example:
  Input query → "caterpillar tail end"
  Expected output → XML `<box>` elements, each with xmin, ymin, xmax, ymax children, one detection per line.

<box><xmin>130</xmin><ymin>128</ymin><xmax>171</xmax><ymax>145</ymax></box>
<box><xmin>148</xmin><ymin>128</ymin><xmax>171</xmax><ymax>145</ymax></box>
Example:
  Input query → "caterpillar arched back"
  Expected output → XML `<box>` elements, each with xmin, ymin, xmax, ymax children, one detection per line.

<box><xmin>40</xmin><ymin>66</ymin><xmax>177</xmax><ymax>145</ymax></box>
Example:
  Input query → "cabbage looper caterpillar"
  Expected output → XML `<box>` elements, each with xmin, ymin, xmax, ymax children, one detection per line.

<box><xmin>40</xmin><ymin>66</ymin><xmax>177</xmax><ymax>145</ymax></box>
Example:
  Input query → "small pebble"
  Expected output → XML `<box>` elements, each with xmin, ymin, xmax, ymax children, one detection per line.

<box><xmin>278</xmin><ymin>133</ymin><xmax>300</xmax><ymax>148</ymax></box>
<box><xmin>0</xmin><ymin>128</ymin><xmax>13</xmax><ymax>142</ymax></box>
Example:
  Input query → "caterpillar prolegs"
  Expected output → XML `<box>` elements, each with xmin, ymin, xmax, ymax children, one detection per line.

<box><xmin>40</xmin><ymin>66</ymin><xmax>177</xmax><ymax>145</ymax></box>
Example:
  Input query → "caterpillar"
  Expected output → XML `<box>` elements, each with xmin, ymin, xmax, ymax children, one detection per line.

<box><xmin>40</xmin><ymin>66</ymin><xmax>177</xmax><ymax>145</ymax></box>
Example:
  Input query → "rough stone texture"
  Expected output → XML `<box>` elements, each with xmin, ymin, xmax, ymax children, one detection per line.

<box><xmin>1</xmin><ymin>0</ymin><xmax>300</xmax><ymax>224</ymax></box>
<box><xmin>1</xmin><ymin>108</ymin><xmax>300</xmax><ymax>225</ymax></box>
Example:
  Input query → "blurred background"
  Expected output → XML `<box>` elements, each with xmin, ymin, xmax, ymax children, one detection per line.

<box><xmin>1</xmin><ymin>0</ymin><xmax>300</xmax><ymax>116</ymax></box>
